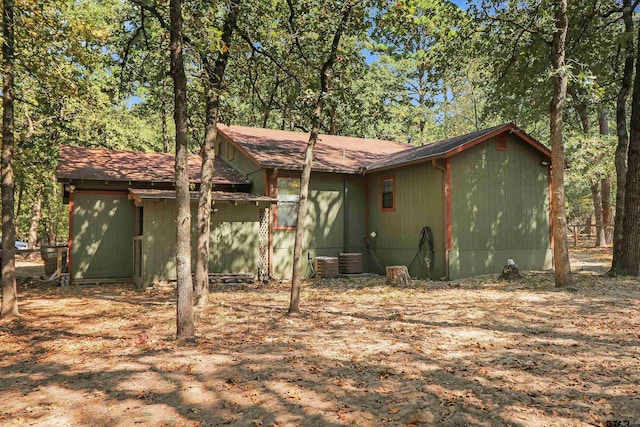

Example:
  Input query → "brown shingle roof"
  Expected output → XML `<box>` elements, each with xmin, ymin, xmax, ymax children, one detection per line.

<box><xmin>218</xmin><ymin>125</ymin><xmax>411</xmax><ymax>174</ymax></box>
<box><xmin>367</xmin><ymin>123</ymin><xmax>551</xmax><ymax>172</ymax></box>
<box><xmin>56</xmin><ymin>145</ymin><xmax>250</xmax><ymax>185</ymax></box>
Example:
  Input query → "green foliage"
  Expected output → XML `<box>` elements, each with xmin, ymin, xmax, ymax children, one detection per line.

<box><xmin>3</xmin><ymin>0</ymin><xmax>630</xmax><ymax>243</ymax></box>
<box><xmin>565</xmin><ymin>129</ymin><xmax>616</xmax><ymax>221</ymax></box>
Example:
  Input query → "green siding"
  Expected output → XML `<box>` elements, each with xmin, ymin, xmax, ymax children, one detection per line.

<box><xmin>449</xmin><ymin>136</ymin><xmax>551</xmax><ymax>278</ymax></box>
<box><xmin>209</xmin><ymin>204</ymin><xmax>260</xmax><ymax>273</ymax></box>
<box><xmin>142</xmin><ymin>200</ymin><xmax>177</xmax><ymax>284</ymax></box>
<box><xmin>142</xmin><ymin>200</ymin><xmax>261</xmax><ymax>285</ymax></box>
<box><xmin>272</xmin><ymin>172</ymin><xmax>353</xmax><ymax>279</ymax></box>
<box><xmin>217</xmin><ymin>135</ymin><xmax>266</xmax><ymax>195</ymax></box>
<box><xmin>367</xmin><ymin>163</ymin><xmax>446</xmax><ymax>279</ymax></box>
<box><xmin>344</xmin><ymin>175</ymin><xmax>368</xmax><ymax>271</ymax></box>
<box><xmin>71</xmin><ymin>192</ymin><xmax>135</xmax><ymax>279</ymax></box>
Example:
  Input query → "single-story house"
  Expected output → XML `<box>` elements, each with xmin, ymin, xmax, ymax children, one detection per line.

<box><xmin>56</xmin><ymin>123</ymin><xmax>552</xmax><ymax>285</ymax></box>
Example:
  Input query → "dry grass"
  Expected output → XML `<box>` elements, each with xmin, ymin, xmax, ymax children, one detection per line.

<box><xmin>1</xmin><ymin>247</ymin><xmax>639</xmax><ymax>426</ymax></box>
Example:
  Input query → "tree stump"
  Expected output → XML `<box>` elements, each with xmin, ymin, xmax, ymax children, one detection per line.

<box><xmin>386</xmin><ymin>265</ymin><xmax>411</xmax><ymax>286</ymax></box>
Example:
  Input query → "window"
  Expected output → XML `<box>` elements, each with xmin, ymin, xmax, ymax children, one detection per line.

<box><xmin>381</xmin><ymin>177</ymin><xmax>395</xmax><ymax>211</ymax></box>
<box><xmin>276</xmin><ymin>176</ymin><xmax>300</xmax><ymax>229</ymax></box>
<box><xmin>496</xmin><ymin>134</ymin><xmax>508</xmax><ymax>151</ymax></box>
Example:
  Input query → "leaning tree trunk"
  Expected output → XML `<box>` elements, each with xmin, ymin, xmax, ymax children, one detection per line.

<box><xmin>549</xmin><ymin>0</ymin><xmax>573</xmax><ymax>287</ymax></box>
<box><xmin>170</xmin><ymin>0</ymin><xmax>194</xmax><ymax>338</ymax></box>
<box><xmin>618</xmin><ymin>18</ymin><xmax>640</xmax><ymax>276</ymax></box>
<box><xmin>610</xmin><ymin>0</ymin><xmax>634</xmax><ymax>274</ymax></box>
<box><xmin>194</xmin><ymin>1</ymin><xmax>238</xmax><ymax>308</ymax></box>
<box><xmin>1</xmin><ymin>0</ymin><xmax>18</xmax><ymax>318</ymax></box>
<box><xmin>27</xmin><ymin>189</ymin><xmax>42</xmax><ymax>250</ymax></box>
<box><xmin>288</xmin><ymin>125</ymin><xmax>320</xmax><ymax>315</ymax></box>
<box><xmin>288</xmin><ymin>5</ymin><xmax>353</xmax><ymax>315</ymax></box>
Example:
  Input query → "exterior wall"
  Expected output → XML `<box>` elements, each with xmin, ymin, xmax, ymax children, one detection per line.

<box><xmin>344</xmin><ymin>175</ymin><xmax>368</xmax><ymax>262</ymax></box>
<box><xmin>271</xmin><ymin>172</ymin><xmax>367</xmax><ymax>279</ymax></box>
<box><xmin>217</xmin><ymin>135</ymin><xmax>266</xmax><ymax>195</ymax></box>
<box><xmin>141</xmin><ymin>200</ymin><xmax>263</xmax><ymax>285</ymax></box>
<box><xmin>70</xmin><ymin>191</ymin><xmax>135</xmax><ymax>279</ymax></box>
<box><xmin>448</xmin><ymin>136</ymin><xmax>552</xmax><ymax>278</ymax></box>
<box><xmin>366</xmin><ymin>163</ymin><xmax>446</xmax><ymax>280</ymax></box>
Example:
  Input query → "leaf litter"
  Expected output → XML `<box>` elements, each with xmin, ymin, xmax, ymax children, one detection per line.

<box><xmin>0</xmin><ymin>247</ymin><xmax>639</xmax><ymax>426</ymax></box>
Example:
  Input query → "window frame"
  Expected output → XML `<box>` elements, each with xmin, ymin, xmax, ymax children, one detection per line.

<box><xmin>381</xmin><ymin>176</ymin><xmax>396</xmax><ymax>212</ymax></box>
<box><xmin>274</xmin><ymin>175</ymin><xmax>301</xmax><ymax>230</ymax></box>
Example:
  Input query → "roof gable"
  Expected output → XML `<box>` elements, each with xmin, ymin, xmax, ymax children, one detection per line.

<box><xmin>366</xmin><ymin>123</ymin><xmax>551</xmax><ymax>172</ymax></box>
<box><xmin>56</xmin><ymin>145</ymin><xmax>249</xmax><ymax>185</ymax></box>
<box><xmin>218</xmin><ymin>125</ymin><xmax>411</xmax><ymax>174</ymax></box>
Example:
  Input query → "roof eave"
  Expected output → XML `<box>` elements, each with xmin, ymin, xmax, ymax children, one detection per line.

<box><xmin>365</xmin><ymin>154</ymin><xmax>446</xmax><ymax>174</ymax></box>
<box><xmin>365</xmin><ymin>124</ymin><xmax>552</xmax><ymax>173</ymax></box>
<box><xmin>263</xmin><ymin>163</ymin><xmax>365</xmax><ymax>175</ymax></box>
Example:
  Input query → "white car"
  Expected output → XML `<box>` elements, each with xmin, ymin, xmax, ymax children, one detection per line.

<box><xmin>0</xmin><ymin>239</ymin><xmax>28</xmax><ymax>250</ymax></box>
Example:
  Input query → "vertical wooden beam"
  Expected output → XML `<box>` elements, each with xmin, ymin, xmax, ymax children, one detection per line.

<box><xmin>266</xmin><ymin>169</ymin><xmax>274</xmax><ymax>277</ymax></box>
<box><xmin>548</xmin><ymin>166</ymin><xmax>554</xmax><ymax>254</ymax></box>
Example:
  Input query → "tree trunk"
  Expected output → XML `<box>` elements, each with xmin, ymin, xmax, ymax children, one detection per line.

<box><xmin>549</xmin><ymin>0</ymin><xmax>573</xmax><ymax>287</ymax></box>
<box><xmin>619</xmin><ymin>18</ymin><xmax>640</xmax><ymax>276</ymax></box>
<box><xmin>386</xmin><ymin>266</ymin><xmax>411</xmax><ymax>286</ymax></box>
<box><xmin>601</xmin><ymin>178</ymin><xmax>612</xmax><ymax>243</ymax></box>
<box><xmin>591</xmin><ymin>182</ymin><xmax>605</xmax><ymax>247</ymax></box>
<box><xmin>585</xmin><ymin>215</ymin><xmax>592</xmax><ymax>238</ymax></box>
<box><xmin>599</xmin><ymin>109</ymin><xmax>613</xmax><ymax>244</ymax></box>
<box><xmin>15</xmin><ymin>179</ymin><xmax>22</xmax><ymax>218</ymax></box>
<box><xmin>610</xmin><ymin>0</ymin><xmax>634</xmax><ymax>274</ymax></box>
<box><xmin>288</xmin><ymin>5</ymin><xmax>353</xmax><ymax>315</ymax></box>
<box><xmin>27</xmin><ymin>189</ymin><xmax>42</xmax><ymax>250</ymax></box>
<box><xmin>289</xmin><ymin>127</ymin><xmax>319</xmax><ymax>315</ymax></box>
<box><xmin>1</xmin><ymin>0</ymin><xmax>18</xmax><ymax>318</ymax></box>
<box><xmin>573</xmin><ymin>90</ymin><xmax>606</xmax><ymax>247</ymax></box>
<box><xmin>194</xmin><ymin>1</ymin><xmax>238</xmax><ymax>308</ymax></box>
<box><xmin>162</xmin><ymin>77</ymin><xmax>169</xmax><ymax>153</ymax></box>
<box><xmin>170</xmin><ymin>0</ymin><xmax>194</xmax><ymax>338</ymax></box>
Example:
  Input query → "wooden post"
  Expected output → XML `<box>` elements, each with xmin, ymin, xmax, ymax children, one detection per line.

<box><xmin>573</xmin><ymin>225</ymin><xmax>578</xmax><ymax>247</ymax></box>
<box><xmin>386</xmin><ymin>266</ymin><xmax>411</xmax><ymax>286</ymax></box>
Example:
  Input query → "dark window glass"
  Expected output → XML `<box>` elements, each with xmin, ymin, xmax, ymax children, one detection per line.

<box><xmin>382</xmin><ymin>178</ymin><xmax>394</xmax><ymax>210</ymax></box>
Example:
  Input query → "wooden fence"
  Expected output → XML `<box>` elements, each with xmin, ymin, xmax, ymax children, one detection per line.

<box><xmin>567</xmin><ymin>223</ymin><xmax>614</xmax><ymax>247</ymax></box>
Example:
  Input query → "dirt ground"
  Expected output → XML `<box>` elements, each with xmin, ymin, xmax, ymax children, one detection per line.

<box><xmin>1</xmin><ymin>247</ymin><xmax>639</xmax><ymax>426</ymax></box>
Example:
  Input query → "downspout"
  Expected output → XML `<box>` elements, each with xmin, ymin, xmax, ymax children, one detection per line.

<box><xmin>343</xmin><ymin>174</ymin><xmax>348</xmax><ymax>253</ymax></box>
<box><xmin>364</xmin><ymin>170</ymin><xmax>369</xmax><ymax>239</ymax></box>
<box><xmin>431</xmin><ymin>159</ymin><xmax>450</xmax><ymax>279</ymax></box>
<box><xmin>67</xmin><ymin>188</ymin><xmax>75</xmax><ymax>283</ymax></box>
<box><xmin>363</xmin><ymin>168</ymin><xmax>370</xmax><ymax>273</ymax></box>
